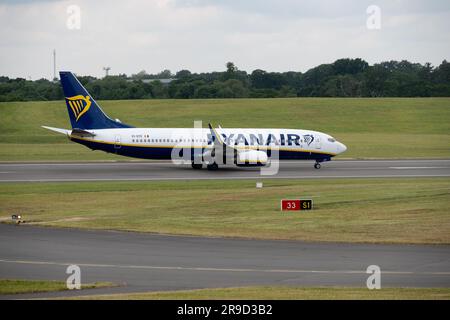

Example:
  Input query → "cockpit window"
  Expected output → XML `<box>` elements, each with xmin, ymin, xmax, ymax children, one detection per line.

<box><xmin>328</xmin><ymin>137</ymin><xmax>336</xmax><ymax>143</ymax></box>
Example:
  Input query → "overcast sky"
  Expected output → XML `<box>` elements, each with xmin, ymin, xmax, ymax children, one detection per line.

<box><xmin>1</xmin><ymin>0</ymin><xmax>449</xmax><ymax>79</ymax></box>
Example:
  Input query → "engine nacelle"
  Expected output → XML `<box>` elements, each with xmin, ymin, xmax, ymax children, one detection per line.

<box><xmin>235</xmin><ymin>150</ymin><xmax>268</xmax><ymax>167</ymax></box>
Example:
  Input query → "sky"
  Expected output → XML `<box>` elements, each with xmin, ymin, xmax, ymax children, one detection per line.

<box><xmin>0</xmin><ymin>0</ymin><xmax>449</xmax><ymax>79</ymax></box>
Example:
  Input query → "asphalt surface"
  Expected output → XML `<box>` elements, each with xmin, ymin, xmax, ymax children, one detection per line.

<box><xmin>1</xmin><ymin>159</ymin><xmax>449</xmax><ymax>298</ymax></box>
<box><xmin>0</xmin><ymin>224</ymin><xmax>449</xmax><ymax>299</ymax></box>
<box><xmin>1</xmin><ymin>159</ymin><xmax>450</xmax><ymax>182</ymax></box>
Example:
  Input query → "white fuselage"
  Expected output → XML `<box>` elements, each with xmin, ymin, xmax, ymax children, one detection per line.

<box><xmin>69</xmin><ymin>127</ymin><xmax>347</xmax><ymax>161</ymax></box>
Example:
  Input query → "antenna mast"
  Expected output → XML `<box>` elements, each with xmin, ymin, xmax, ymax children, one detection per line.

<box><xmin>53</xmin><ymin>49</ymin><xmax>56</xmax><ymax>80</ymax></box>
<box><xmin>103</xmin><ymin>66</ymin><xmax>111</xmax><ymax>77</ymax></box>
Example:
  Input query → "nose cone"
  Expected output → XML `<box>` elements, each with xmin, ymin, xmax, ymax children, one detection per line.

<box><xmin>337</xmin><ymin>142</ymin><xmax>347</xmax><ymax>154</ymax></box>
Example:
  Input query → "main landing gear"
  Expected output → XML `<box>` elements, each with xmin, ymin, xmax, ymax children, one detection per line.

<box><xmin>191</xmin><ymin>161</ymin><xmax>219</xmax><ymax>170</ymax></box>
<box><xmin>206</xmin><ymin>163</ymin><xmax>219</xmax><ymax>171</ymax></box>
<box><xmin>314</xmin><ymin>162</ymin><xmax>322</xmax><ymax>169</ymax></box>
<box><xmin>191</xmin><ymin>162</ymin><xmax>203</xmax><ymax>170</ymax></box>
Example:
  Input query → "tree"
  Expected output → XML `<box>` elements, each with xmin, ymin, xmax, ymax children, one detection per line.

<box><xmin>333</xmin><ymin>58</ymin><xmax>369</xmax><ymax>75</ymax></box>
<box><xmin>226</xmin><ymin>62</ymin><xmax>237</xmax><ymax>73</ymax></box>
<box><xmin>151</xmin><ymin>80</ymin><xmax>169</xmax><ymax>98</ymax></box>
<box><xmin>175</xmin><ymin>70</ymin><xmax>192</xmax><ymax>79</ymax></box>
<box><xmin>223</xmin><ymin>62</ymin><xmax>248</xmax><ymax>82</ymax></box>
<box><xmin>194</xmin><ymin>84</ymin><xmax>217</xmax><ymax>98</ymax></box>
<box><xmin>215</xmin><ymin>79</ymin><xmax>248</xmax><ymax>98</ymax></box>
<box><xmin>132</xmin><ymin>70</ymin><xmax>150</xmax><ymax>80</ymax></box>
<box><xmin>323</xmin><ymin>75</ymin><xmax>363</xmax><ymax>97</ymax></box>
<box><xmin>434</xmin><ymin>60</ymin><xmax>450</xmax><ymax>83</ymax></box>
<box><xmin>250</xmin><ymin>70</ymin><xmax>287</xmax><ymax>89</ymax></box>
<box><xmin>2</xmin><ymin>58</ymin><xmax>450</xmax><ymax>101</ymax></box>
<box><xmin>156</xmin><ymin>69</ymin><xmax>173</xmax><ymax>79</ymax></box>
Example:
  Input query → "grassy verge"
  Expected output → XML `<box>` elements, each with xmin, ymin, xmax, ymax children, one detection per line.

<box><xmin>66</xmin><ymin>286</ymin><xmax>450</xmax><ymax>300</ymax></box>
<box><xmin>0</xmin><ymin>279</ymin><xmax>113</xmax><ymax>295</ymax></box>
<box><xmin>1</xmin><ymin>98</ymin><xmax>449</xmax><ymax>161</ymax></box>
<box><xmin>1</xmin><ymin>178</ymin><xmax>449</xmax><ymax>244</ymax></box>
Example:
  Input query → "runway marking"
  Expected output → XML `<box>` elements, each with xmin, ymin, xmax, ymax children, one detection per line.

<box><xmin>1</xmin><ymin>160</ymin><xmax>449</xmax><ymax>182</ymax></box>
<box><xmin>390</xmin><ymin>167</ymin><xmax>448</xmax><ymax>169</ymax></box>
<box><xmin>0</xmin><ymin>163</ymin><xmax>178</xmax><ymax>167</ymax></box>
<box><xmin>1</xmin><ymin>160</ymin><xmax>450</xmax><ymax>167</ymax></box>
<box><xmin>1</xmin><ymin>174</ymin><xmax>450</xmax><ymax>182</ymax></box>
<box><xmin>1</xmin><ymin>259</ymin><xmax>449</xmax><ymax>276</ymax></box>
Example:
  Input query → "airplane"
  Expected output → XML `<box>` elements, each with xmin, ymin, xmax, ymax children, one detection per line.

<box><xmin>43</xmin><ymin>71</ymin><xmax>347</xmax><ymax>170</ymax></box>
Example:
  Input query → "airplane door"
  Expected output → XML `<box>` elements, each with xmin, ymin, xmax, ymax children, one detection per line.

<box><xmin>114</xmin><ymin>135</ymin><xmax>121</xmax><ymax>149</ymax></box>
<box><xmin>315</xmin><ymin>136</ymin><xmax>321</xmax><ymax>149</ymax></box>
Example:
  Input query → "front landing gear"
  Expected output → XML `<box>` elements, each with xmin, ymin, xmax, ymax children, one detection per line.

<box><xmin>314</xmin><ymin>162</ymin><xmax>321</xmax><ymax>169</ymax></box>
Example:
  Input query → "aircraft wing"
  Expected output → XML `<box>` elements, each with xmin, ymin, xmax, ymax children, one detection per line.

<box><xmin>208</xmin><ymin>123</ymin><xmax>238</xmax><ymax>151</ymax></box>
<box><xmin>208</xmin><ymin>123</ymin><xmax>226</xmax><ymax>146</ymax></box>
<box><xmin>207</xmin><ymin>123</ymin><xmax>269</xmax><ymax>166</ymax></box>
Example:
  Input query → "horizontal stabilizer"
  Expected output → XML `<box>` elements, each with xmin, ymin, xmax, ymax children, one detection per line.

<box><xmin>42</xmin><ymin>126</ymin><xmax>70</xmax><ymax>135</ymax></box>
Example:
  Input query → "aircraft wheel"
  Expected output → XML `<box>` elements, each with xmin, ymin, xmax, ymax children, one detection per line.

<box><xmin>314</xmin><ymin>162</ymin><xmax>321</xmax><ymax>169</ymax></box>
<box><xmin>191</xmin><ymin>163</ymin><xmax>203</xmax><ymax>170</ymax></box>
<box><xmin>207</xmin><ymin>163</ymin><xmax>219</xmax><ymax>171</ymax></box>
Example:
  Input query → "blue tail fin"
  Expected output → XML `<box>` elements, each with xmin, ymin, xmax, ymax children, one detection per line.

<box><xmin>60</xmin><ymin>71</ymin><xmax>133</xmax><ymax>130</ymax></box>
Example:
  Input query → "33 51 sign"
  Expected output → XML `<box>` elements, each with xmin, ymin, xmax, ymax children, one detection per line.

<box><xmin>281</xmin><ymin>199</ymin><xmax>313</xmax><ymax>211</ymax></box>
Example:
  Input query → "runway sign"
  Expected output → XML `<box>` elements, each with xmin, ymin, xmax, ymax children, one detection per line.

<box><xmin>281</xmin><ymin>199</ymin><xmax>313</xmax><ymax>211</ymax></box>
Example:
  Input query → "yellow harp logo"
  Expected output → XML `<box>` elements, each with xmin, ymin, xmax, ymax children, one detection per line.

<box><xmin>66</xmin><ymin>95</ymin><xmax>92</xmax><ymax>121</ymax></box>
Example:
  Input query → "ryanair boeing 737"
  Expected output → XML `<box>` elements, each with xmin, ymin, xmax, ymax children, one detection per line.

<box><xmin>43</xmin><ymin>71</ymin><xmax>347</xmax><ymax>170</ymax></box>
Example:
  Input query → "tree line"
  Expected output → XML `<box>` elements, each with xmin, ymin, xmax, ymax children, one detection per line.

<box><xmin>1</xmin><ymin>58</ymin><xmax>449</xmax><ymax>101</ymax></box>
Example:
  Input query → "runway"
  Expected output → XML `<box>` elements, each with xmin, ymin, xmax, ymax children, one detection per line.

<box><xmin>1</xmin><ymin>159</ymin><xmax>450</xmax><ymax>182</ymax></box>
<box><xmin>0</xmin><ymin>224</ymin><xmax>449</xmax><ymax>298</ymax></box>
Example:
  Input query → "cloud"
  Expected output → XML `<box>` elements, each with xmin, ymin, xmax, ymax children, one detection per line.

<box><xmin>0</xmin><ymin>0</ymin><xmax>449</xmax><ymax>79</ymax></box>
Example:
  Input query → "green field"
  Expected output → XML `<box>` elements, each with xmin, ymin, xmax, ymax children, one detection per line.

<box><xmin>0</xmin><ymin>279</ymin><xmax>113</xmax><ymax>295</ymax></box>
<box><xmin>66</xmin><ymin>286</ymin><xmax>450</xmax><ymax>300</ymax></box>
<box><xmin>1</xmin><ymin>178</ymin><xmax>449</xmax><ymax>244</ymax></box>
<box><xmin>0</xmin><ymin>98</ymin><xmax>449</xmax><ymax>161</ymax></box>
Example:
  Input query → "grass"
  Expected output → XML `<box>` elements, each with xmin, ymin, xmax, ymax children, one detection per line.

<box><xmin>0</xmin><ymin>98</ymin><xmax>449</xmax><ymax>160</ymax></box>
<box><xmin>1</xmin><ymin>178</ymin><xmax>449</xmax><ymax>244</ymax></box>
<box><xmin>66</xmin><ymin>286</ymin><xmax>450</xmax><ymax>300</ymax></box>
<box><xmin>0</xmin><ymin>279</ymin><xmax>113</xmax><ymax>295</ymax></box>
